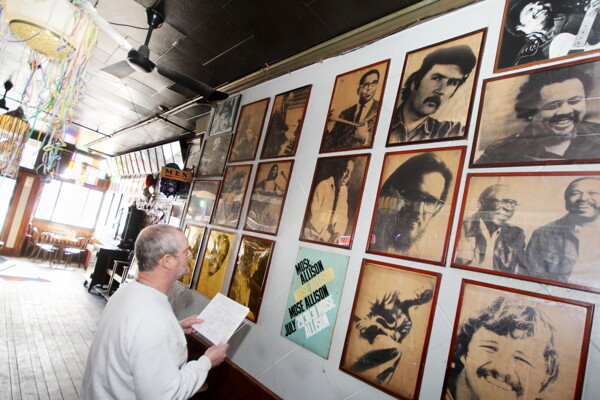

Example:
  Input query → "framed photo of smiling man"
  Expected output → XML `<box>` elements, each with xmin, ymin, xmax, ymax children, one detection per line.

<box><xmin>472</xmin><ymin>56</ymin><xmax>600</xmax><ymax>168</ymax></box>
<box><xmin>386</xmin><ymin>29</ymin><xmax>485</xmax><ymax>147</ymax></box>
<box><xmin>443</xmin><ymin>280</ymin><xmax>593</xmax><ymax>400</ymax></box>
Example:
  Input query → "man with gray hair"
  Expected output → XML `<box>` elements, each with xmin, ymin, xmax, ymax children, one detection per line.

<box><xmin>82</xmin><ymin>224</ymin><xmax>228</xmax><ymax>399</ymax></box>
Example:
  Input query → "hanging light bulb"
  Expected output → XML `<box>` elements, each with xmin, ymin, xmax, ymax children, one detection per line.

<box><xmin>0</xmin><ymin>107</ymin><xmax>31</xmax><ymax>177</ymax></box>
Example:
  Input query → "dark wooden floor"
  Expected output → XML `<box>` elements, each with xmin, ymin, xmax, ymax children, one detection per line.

<box><xmin>0</xmin><ymin>256</ymin><xmax>106</xmax><ymax>399</ymax></box>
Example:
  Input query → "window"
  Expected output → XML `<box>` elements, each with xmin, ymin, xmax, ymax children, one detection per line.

<box><xmin>34</xmin><ymin>180</ymin><xmax>105</xmax><ymax>229</ymax></box>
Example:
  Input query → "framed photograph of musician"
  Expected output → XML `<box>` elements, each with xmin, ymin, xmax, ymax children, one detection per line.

<box><xmin>229</xmin><ymin>98</ymin><xmax>270</xmax><ymax>163</ymax></box>
<box><xmin>211</xmin><ymin>164</ymin><xmax>253</xmax><ymax>229</ymax></box>
<box><xmin>339</xmin><ymin>259</ymin><xmax>441</xmax><ymax>400</ymax></box>
<box><xmin>452</xmin><ymin>171</ymin><xmax>600</xmax><ymax>294</ymax></box>
<box><xmin>471</xmin><ymin>56</ymin><xmax>600</xmax><ymax>168</ymax></box>
<box><xmin>227</xmin><ymin>235</ymin><xmax>275</xmax><ymax>322</ymax></box>
<box><xmin>442</xmin><ymin>280</ymin><xmax>593</xmax><ymax>400</ymax></box>
<box><xmin>260</xmin><ymin>85</ymin><xmax>312</xmax><ymax>159</ymax></box>
<box><xmin>196</xmin><ymin>133</ymin><xmax>232</xmax><ymax>177</ymax></box>
<box><xmin>244</xmin><ymin>160</ymin><xmax>294</xmax><ymax>235</ymax></box>
<box><xmin>366</xmin><ymin>146</ymin><xmax>466</xmax><ymax>265</ymax></box>
<box><xmin>208</xmin><ymin>94</ymin><xmax>242</xmax><ymax>136</ymax></box>
<box><xmin>495</xmin><ymin>0</ymin><xmax>600</xmax><ymax>73</ymax></box>
<box><xmin>179</xmin><ymin>224</ymin><xmax>206</xmax><ymax>288</ymax></box>
<box><xmin>299</xmin><ymin>153</ymin><xmax>370</xmax><ymax>248</ymax></box>
<box><xmin>386</xmin><ymin>29</ymin><xmax>485</xmax><ymax>147</ymax></box>
<box><xmin>185</xmin><ymin>179</ymin><xmax>221</xmax><ymax>224</ymax></box>
<box><xmin>319</xmin><ymin>59</ymin><xmax>390</xmax><ymax>153</ymax></box>
<box><xmin>196</xmin><ymin>229</ymin><xmax>236</xmax><ymax>299</ymax></box>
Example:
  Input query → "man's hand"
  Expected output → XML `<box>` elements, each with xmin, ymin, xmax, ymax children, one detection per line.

<box><xmin>204</xmin><ymin>342</ymin><xmax>229</xmax><ymax>367</ymax></box>
<box><xmin>179</xmin><ymin>315</ymin><xmax>203</xmax><ymax>334</ymax></box>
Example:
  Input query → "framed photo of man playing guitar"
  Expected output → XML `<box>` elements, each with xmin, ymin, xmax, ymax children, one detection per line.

<box><xmin>495</xmin><ymin>0</ymin><xmax>600</xmax><ymax>72</ymax></box>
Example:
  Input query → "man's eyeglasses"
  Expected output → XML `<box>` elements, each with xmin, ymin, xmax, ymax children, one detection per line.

<box><xmin>491</xmin><ymin>199</ymin><xmax>519</xmax><ymax>210</ymax></box>
<box><xmin>378</xmin><ymin>190</ymin><xmax>444</xmax><ymax>214</ymax></box>
<box><xmin>360</xmin><ymin>80</ymin><xmax>379</xmax><ymax>89</ymax></box>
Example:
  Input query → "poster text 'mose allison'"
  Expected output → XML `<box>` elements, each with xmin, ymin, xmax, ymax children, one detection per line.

<box><xmin>283</xmin><ymin>259</ymin><xmax>337</xmax><ymax>338</ymax></box>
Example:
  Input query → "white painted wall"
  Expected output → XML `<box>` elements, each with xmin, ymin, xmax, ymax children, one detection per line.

<box><xmin>170</xmin><ymin>0</ymin><xmax>600</xmax><ymax>398</ymax></box>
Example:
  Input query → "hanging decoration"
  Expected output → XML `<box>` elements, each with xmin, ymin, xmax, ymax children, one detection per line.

<box><xmin>0</xmin><ymin>106</ymin><xmax>31</xmax><ymax>177</ymax></box>
<box><xmin>0</xmin><ymin>0</ymin><xmax>98</xmax><ymax>180</ymax></box>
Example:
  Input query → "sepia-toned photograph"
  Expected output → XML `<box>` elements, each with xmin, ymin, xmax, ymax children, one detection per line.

<box><xmin>495</xmin><ymin>0</ymin><xmax>600</xmax><ymax>72</ymax></box>
<box><xmin>443</xmin><ymin>280</ymin><xmax>593</xmax><ymax>400</ymax></box>
<box><xmin>387</xmin><ymin>29</ymin><xmax>485</xmax><ymax>147</ymax></box>
<box><xmin>195</xmin><ymin>229</ymin><xmax>235</xmax><ymax>299</ymax></box>
<box><xmin>340</xmin><ymin>259</ymin><xmax>441</xmax><ymax>400</ymax></box>
<box><xmin>244</xmin><ymin>160</ymin><xmax>294</xmax><ymax>235</ymax></box>
<box><xmin>320</xmin><ymin>59</ymin><xmax>390</xmax><ymax>152</ymax></box>
<box><xmin>208</xmin><ymin>94</ymin><xmax>242</xmax><ymax>136</ymax></box>
<box><xmin>453</xmin><ymin>172</ymin><xmax>600</xmax><ymax>293</ymax></box>
<box><xmin>300</xmin><ymin>153</ymin><xmax>370</xmax><ymax>248</ymax></box>
<box><xmin>367</xmin><ymin>147</ymin><xmax>465</xmax><ymax>265</ymax></box>
<box><xmin>211</xmin><ymin>164</ymin><xmax>252</xmax><ymax>229</ymax></box>
<box><xmin>185</xmin><ymin>179</ymin><xmax>221</xmax><ymax>224</ymax></box>
<box><xmin>179</xmin><ymin>224</ymin><xmax>206</xmax><ymax>288</ymax></box>
<box><xmin>229</xmin><ymin>98</ymin><xmax>270</xmax><ymax>162</ymax></box>
<box><xmin>472</xmin><ymin>56</ymin><xmax>600</xmax><ymax>167</ymax></box>
<box><xmin>196</xmin><ymin>133</ymin><xmax>232</xmax><ymax>177</ymax></box>
<box><xmin>226</xmin><ymin>235</ymin><xmax>275</xmax><ymax>322</ymax></box>
<box><xmin>184</xmin><ymin>138</ymin><xmax>202</xmax><ymax>172</ymax></box>
<box><xmin>260</xmin><ymin>85</ymin><xmax>312</xmax><ymax>159</ymax></box>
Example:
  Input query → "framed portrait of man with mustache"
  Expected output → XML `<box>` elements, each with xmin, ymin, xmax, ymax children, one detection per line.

<box><xmin>443</xmin><ymin>280</ymin><xmax>593</xmax><ymax>400</ymax></box>
<box><xmin>472</xmin><ymin>56</ymin><xmax>600</xmax><ymax>168</ymax></box>
<box><xmin>386</xmin><ymin>29</ymin><xmax>485</xmax><ymax>147</ymax></box>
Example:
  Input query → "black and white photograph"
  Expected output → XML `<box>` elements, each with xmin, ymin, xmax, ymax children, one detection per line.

<box><xmin>208</xmin><ymin>94</ymin><xmax>242</xmax><ymax>136</ymax></box>
<box><xmin>196</xmin><ymin>133</ymin><xmax>232</xmax><ymax>177</ymax></box>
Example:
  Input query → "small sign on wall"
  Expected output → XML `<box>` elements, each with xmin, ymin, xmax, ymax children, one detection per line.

<box><xmin>160</xmin><ymin>166</ymin><xmax>193</xmax><ymax>182</ymax></box>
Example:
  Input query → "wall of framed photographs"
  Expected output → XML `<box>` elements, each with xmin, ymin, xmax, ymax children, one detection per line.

<box><xmin>171</xmin><ymin>1</ymin><xmax>600</xmax><ymax>399</ymax></box>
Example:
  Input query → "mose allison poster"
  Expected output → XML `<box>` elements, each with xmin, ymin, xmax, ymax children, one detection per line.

<box><xmin>280</xmin><ymin>247</ymin><xmax>349</xmax><ymax>358</ymax></box>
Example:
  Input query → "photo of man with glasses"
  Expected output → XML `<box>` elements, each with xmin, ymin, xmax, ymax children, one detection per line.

<box><xmin>368</xmin><ymin>150</ymin><xmax>463</xmax><ymax>261</ymax></box>
<box><xmin>455</xmin><ymin>184</ymin><xmax>526</xmax><ymax>273</ymax></box>
<box><xmin>321</xmin><ymin>62</ymin><xmax>388</xmax><ymax>152</ymax></box>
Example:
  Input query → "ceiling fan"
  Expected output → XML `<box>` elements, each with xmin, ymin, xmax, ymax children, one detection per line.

<box><xmin>83</xmin><ymin>0</ymin><xmax>228</xmax><ymax>102</ymax></box>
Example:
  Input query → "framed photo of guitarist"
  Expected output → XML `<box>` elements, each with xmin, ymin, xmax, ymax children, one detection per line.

<box><xmin>299</xmin><ymin>153</ymin><xmax>370</xmax><ymax>248</ymax></box>
<box><xmin>495</xmin><ymin>0</ymin><xmax>600</xmax><ymax>72</ymax></box>
<box><xmin>320</xmin><ymin>60</ymin><xmax>390</xmax><ymax>153</ymax></box>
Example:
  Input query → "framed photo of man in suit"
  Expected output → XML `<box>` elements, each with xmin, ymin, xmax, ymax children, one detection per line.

<box><xmin>300</xmin><ymin>154</ymin><xmax>370</xmax><ymax>248</ymax></box>
<box><xmin>442</xmin><ymin>280</ymin><xmax>593</xmax><ymax>400</ymax></box>
<box><xmin>386</xmin><ymin>29</ymin><xmax>485</xmax><ymax>147</ymax></box>
<box><xmin>229</xmin><ymin>98</ymin><xmax>270</xmax><ymax>162</ymax></box>
<box><xmin>211</xmin><ymin>164</ymin><xmax>252</xmax><ymax>229</ymax></box>
<box><xmin>320</xmin><ymin>59</ymin><xmax>390</xmax><ymax>153</ymax></box>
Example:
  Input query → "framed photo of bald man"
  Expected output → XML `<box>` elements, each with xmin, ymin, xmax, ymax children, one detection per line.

<box><xmin>442</xmin><ymin>280</ymin><xmax>593</xmax><ymax>400</ymax></box>
<box><xmin>495</xmin><ymin>0</ymin><xmax>600</xmax><ymax>72</ymax></box>
<box><xmin>472</xmin><ymin>56</ymin><xmax>600</xmax><ymax>167</ymax></box>
<box><xmin>366</xmin><ymin>146</ymin><xmax>466</xmax><ymax>265</ymax></box>
<box><xmin>320</xmin><ymin>59</ymin><xmax>390</xmax><ymax>153</ymax></box>
<box><xmin>300</xmin><ymin>154</ymin><xmax>370</xmax><ymax>248</ymax></box>
<box><xmin>452</xmin><ymin>171</ymin><xmax>600</xmax><ymax>294</ymax></box>
<box><xmin>386</xmin><ymin>29</ymin><xmax>485</xmax><ymax>147</ymax></box>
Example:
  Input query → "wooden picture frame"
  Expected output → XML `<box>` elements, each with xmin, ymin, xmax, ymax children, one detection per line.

<box><xmin>442</xmin><ymin>280</ymin><xmax>593</xmax><ymax>400</ymax></box>
<box><xmin>168</xmin><ymin>200</ymin><xmax>186</xmax><ymax>228</ymax></box>
<box><xmin>184</xmin><ymin>138</ymin><xmax>202</xmax><ymax>173</ymax></box>
<box><xmin>244</xmin><ymin>160</ymin><xmax>294</xmax><ymax>235</ymax></box>
<box><xmin>185</xmin><ymin>179</ymin><xmax>221</xmax><ymax>224</ymax></box>
<box><xmin>300</xmin><ymin>153</ymin><xmax>370</xmax><ymax>248</ymax></box>
<box><xmin>320</xmin><ymin>59</ymin><xmax>390</xmax><ymax>153</ymax></box>
<box><xmin>452</xmin><ymin>171</ymin><xmax>600</xmax><ymax>293</ymax></box>
<box><xmin>208</xmin><ymin>94</ymin><xmax>242</xmax><ymax>136</ymax></box>
<box><xmin>472</xmin><ymin>56</ymin><xmax>600</xmax><ymax>168</ymax></box>
<box><xmin>386</xmin><ymin>29</ymin><xmax>485</xmax><ymax>147</ymax></box>
<box><xmin>340</xmin><ymin>259</ymin><xmax>441</xmax><ymax>400</ymax></box>
<box><xmin>196</xmin><ymin>133</ymin><xmax>232</xmax><ymax>177</ymax></box>
<box><xmin>211</xmin><ymin>164</ymin><xmax>253</xmax><ymax>229</ymax></box>
<box><xmin>226</xmin><ymin>235</ymin><xmax>275</xmax><ymax>322</ymax></box>
<box><xmin>229</xmin><ymin>98</ymin><xmax>270</xmax><ymax>162</ymax></box>
<box><xmin>179</xmin><ymin>224</ymin><xmax>206</xmax><ymax>288</ymax></box>
<box><xmin>495</xmin><ymin>0</ymin><xmax>600</xmax><ymax>73</ymax></box>
<box><xmin>195</xmin><ymin>229</ymin><xmax>235</xmax><ymax>299</ymax></box>
<box><xmin>260</xmin><ymin>85</ymin><xmax>312</xmax><ymax>159</ymax></box>
<box><xmin>366</xmin><ymin>146</ymin><xmax>466</xmax><ymax>265</ymax></box>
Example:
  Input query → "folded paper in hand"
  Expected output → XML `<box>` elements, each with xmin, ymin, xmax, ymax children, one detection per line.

<box><xmin>192</xmin><ymin>293</ymin><xmax>249</xmax><ymax>345</ymax></box>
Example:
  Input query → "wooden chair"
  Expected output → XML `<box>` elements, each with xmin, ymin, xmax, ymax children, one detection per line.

<box><xmin>31</xmin><ymin>231</ymin><xmax>59</xmax><ymax>264</ymax></box>
<box><xmin>62</xmin><ymin>237</ymin><xmax>94</xmax><ymax>268</ymax></box>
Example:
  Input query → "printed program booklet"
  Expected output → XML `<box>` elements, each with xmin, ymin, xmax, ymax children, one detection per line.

<box><xmin>192</xmin><ymin>293</ymin><xmax>249</xmax><ymax>345</ymax></box>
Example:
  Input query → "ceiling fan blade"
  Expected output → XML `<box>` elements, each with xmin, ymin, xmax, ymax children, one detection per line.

<box><xmin>156</xmin><ymin>64</ymin><xmax>228</xmax><ymax>101</ymax></box>
<box><xmin>100</xmin><ymin>60</ymin><xmax>136</xmax><ymax>79</ymax></box>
